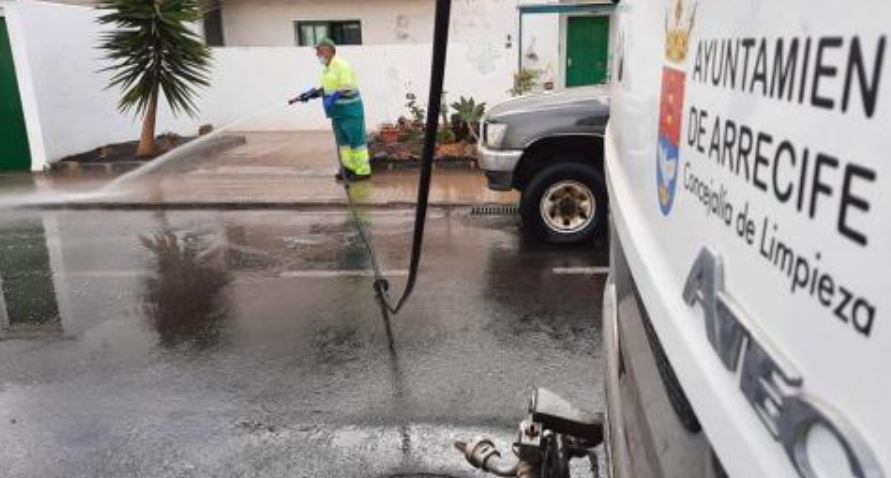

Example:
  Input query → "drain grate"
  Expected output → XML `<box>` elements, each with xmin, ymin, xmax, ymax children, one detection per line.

<box><xmin>470</xmin><ymin>204</ymin><xmax>519</xmax><ymax>216</ymax></box>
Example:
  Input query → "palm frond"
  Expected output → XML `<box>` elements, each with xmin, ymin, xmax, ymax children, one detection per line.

<box><xmin>97</xmin><ymin>0</ymin><xmax>212</xmax><ymax>118</ymax></box>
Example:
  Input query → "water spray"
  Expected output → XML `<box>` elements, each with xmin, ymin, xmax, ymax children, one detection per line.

<box><xmin>103</xmin><ymin>101</ymin><xmax>291</xmax><ymax>193</ymax></box>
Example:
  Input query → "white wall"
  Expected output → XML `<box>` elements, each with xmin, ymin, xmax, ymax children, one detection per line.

<box><xmin>9</xmin><ymin>0</ymin><xmax>519</xmax><ymax>165</ymax></box>
<box><xmin>520</xmin><ymin>14</ymin><xmax>561</xmax><ymax>87</ymax></box>
<box><xmin>10</xmin><ymin>0</ymin><xmax>199</xmax><ymax>167</ymax></box>
<box><xmin>191</xmin><ymin>44</ymin><xmax>516</xmax><ymax>132</ymax></box>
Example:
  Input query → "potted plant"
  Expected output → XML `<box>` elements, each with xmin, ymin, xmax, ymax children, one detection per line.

<box><xmin>379</xmin><ymin>123</ymin><xmax>400</xmax><ymax>144</ymax></box>
<box><xmin>509</xmin><ymin>68</ymin><xmax>541</xmax><ymax>97</ymax></box>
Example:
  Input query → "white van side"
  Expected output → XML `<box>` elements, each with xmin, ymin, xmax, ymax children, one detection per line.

<box><xmin>604</xmin><ymin>1</ymin><xmax>889</xmax><ymax>477</ymax></box>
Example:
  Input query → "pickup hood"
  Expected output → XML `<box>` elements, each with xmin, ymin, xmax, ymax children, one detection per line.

<box><xmin>485</xmin><ymin>86</ymin><xmax>610</xmax><ymax>150</ymax></box>
<box><xmin>487</xmin><ymin>86</ymin><xmax>610</xmax><ymax>121</ymax></box>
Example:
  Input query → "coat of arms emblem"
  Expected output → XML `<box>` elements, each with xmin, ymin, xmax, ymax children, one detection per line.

<box><xmin>657</xmin><ymin>0</ymin><xmax>696</xmax><ymax>216</ymax></box>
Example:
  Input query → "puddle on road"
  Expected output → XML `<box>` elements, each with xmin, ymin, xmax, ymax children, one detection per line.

<box><xmin>0</xmin><ymin>207</ymin><xmax>606</xmax><ymax>354</ymax></box>
<box><xmin>139</xmin><ymin>231</ymin><xmax>233</xmax><ymax>350</ymax></box>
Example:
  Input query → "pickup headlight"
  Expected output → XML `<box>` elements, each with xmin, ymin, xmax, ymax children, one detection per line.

<box><xmin>485</xmin><ymin>123</ymin><xmax>508</xmax><ymax>149</ymax></box>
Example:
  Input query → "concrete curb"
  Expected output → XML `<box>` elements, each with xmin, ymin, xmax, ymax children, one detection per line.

<box><xmin>25</xmin><ymin>200</ymin><xmax>517</xmax><ymax>212</ymax></box>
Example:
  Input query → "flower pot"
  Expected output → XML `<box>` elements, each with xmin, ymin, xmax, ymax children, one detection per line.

<box><xmin>380</xmin><ymin>127</ymin><xmax>400</xmax><ymax>144</ymax></box>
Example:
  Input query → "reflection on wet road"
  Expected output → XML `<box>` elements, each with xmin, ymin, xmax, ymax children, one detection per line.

<box><xmin>0</xmin><ymin>208</ymin><xmax>606</xmax><ymax>477</ymax></box>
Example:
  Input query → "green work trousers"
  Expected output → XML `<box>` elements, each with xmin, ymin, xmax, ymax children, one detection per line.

<box><xmin>330</xmin><ymin>102</ymin><xmax>370</xmax><ymax>176</ymax></box>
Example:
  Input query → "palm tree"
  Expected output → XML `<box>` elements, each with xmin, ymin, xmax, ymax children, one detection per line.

<box><xmin>97</xmin><ymin>0</ymin><xmax>211</xmax><ymax>157</ymax></box>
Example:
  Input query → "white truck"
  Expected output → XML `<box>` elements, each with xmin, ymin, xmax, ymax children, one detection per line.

<box><xmin>457</xmin><ymin>1</ymin><xmax>888</xmax><ymax>477</ymax></box>
<box><xmin>604</xmin><ymin>0</ymin><xmax>888</xmax><ymax>477</ymax></box>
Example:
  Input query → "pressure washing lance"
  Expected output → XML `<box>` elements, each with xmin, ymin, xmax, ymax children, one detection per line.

<box><xmin>288</xmin><ymin>88</ymin><xmax>323</xmax><ymax>105</ymax></box>
<box><xmin>289</xmin><ymin>87</ymin><xmax>347</xmax><ymax>121</ymax></box>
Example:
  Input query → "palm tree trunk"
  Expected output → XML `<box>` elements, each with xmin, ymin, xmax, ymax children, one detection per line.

<box><xmin>136</xmin><ymin>89</ymin><xmax>159</xmax><ymax>158</ymax></box>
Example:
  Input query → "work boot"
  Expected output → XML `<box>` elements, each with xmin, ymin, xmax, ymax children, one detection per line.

<box><xmin>346</xmin><ymin>170</ymin><xmax>371</xmax><ymax>182</ymax></box>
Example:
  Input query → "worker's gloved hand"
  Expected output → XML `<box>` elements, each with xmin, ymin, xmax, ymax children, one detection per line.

<box><xmin>323</xmin><ymin>91</ymin><xmax>343</xmax><ymax>114</ymax></box>
<box><xmin>288</xmin><ymin>88</ymin><xmax>322</xmax><ymax>105</ymax></box>
<box><xmin>303</xmin><ymin>88</ymin><xmax>323</xmax><ymax>101</ymax></box>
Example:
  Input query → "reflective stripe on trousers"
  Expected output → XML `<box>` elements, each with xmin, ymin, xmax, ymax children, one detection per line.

<box><xmin>332</xmin><ymin>115</ymin><xmax>370</xmax><ymax>175</ymax></box>
<box><xmin>338</xmin><ymin>146</ymin><xmax>371</xmax><ymax>175</ymax></box>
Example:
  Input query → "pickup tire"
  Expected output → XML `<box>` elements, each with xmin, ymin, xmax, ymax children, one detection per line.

<box><xmin>520</xmin><ymin>162</ymin><xmax>607</xmax><ymax>244</ymax></box>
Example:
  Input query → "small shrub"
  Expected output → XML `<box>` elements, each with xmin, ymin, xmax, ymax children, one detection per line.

<box><xmin>405</xmin><ymin>93</ymin><xmax>426</xmax><ymax>127</ymax></box>
<box><xmin>437</xmin><ymin>128</ymin><xmax>456</xmax><ymax>145</ymax></box>
<box><xmin>510</xmin><ymin>68</ymin><xmax>541</xmax><ymax>97</ymax></box>
<box><xmin>450</xmin><ymin>96</ymin><xmax>487</xmax><ymax>143</ymax></box>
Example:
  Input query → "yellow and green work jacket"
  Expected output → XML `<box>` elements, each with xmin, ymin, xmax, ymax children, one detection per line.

<box><xmin>321</xmin><ymin>56</ymin><xmax>363</xmax><ymax>119</ymax></box>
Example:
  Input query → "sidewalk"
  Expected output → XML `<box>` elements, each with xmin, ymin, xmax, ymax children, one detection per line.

<box><xmin>42</xmin><ymin>131</ymin><xmax>518</xmax><ymax>209</ymax></box>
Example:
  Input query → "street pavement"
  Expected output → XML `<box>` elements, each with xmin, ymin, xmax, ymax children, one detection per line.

<box><xmin>0</xmin><ymin>134</ymin><xmax>606</xmax><ymax>478</ymax></box>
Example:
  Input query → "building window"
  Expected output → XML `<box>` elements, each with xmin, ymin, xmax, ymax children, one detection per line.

<box><xmin>295</xmin><ymin>20</ymin><xmax>362</xmax><ymax>46</ymax></box>
<box><xmin>203</xmin><ymin>9</ymin><xmax>225</xmax><ymax>47</ymax></box>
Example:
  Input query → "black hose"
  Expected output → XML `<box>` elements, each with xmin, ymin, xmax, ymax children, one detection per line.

<box><xmin>373</xmin><ymin>0</ymin><xmax>452</xmax><ymax>315</ymax></box>
<box><xmin>334</xmin><ymin>0</ymin><xmax>451</xmax><ymax>350</ymax></box>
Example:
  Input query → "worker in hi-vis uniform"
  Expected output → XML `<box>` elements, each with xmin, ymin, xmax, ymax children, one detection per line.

<box><xmin>290</xmin><ymin>38</ymin><xmax>371</xmax><ymax>181</ymax></box>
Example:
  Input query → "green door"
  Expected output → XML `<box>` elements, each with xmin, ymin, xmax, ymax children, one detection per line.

<box><xmin>566</xmin><ymin>16</ymin><xmax>610</xmax><ymax>87</ymax></box>
<box><xmin>0</xmin><ymin>17</ymin><xmax>31</xmax><ymax>171</ymax></box>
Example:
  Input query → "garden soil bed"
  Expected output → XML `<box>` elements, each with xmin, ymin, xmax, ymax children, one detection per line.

<box><xmin>61</xmin><ymin>135</ymin><xmax>194</xmax><ymax>164</ymax></box>
<box><xmin>51</xmin><ymin>134</ymin><xmax>247</xmax><ymax>176</ymax></box>
<box><xmin>369</xmin><ymin>140</ymin><xmax>478</xmax><ymax>171</ymax></box>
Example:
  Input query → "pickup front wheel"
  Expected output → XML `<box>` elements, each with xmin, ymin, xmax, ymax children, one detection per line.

<box><xmin>520</xmin><ymin>162</ymin><xmax>607</xmax><ymax>244</ymax></box>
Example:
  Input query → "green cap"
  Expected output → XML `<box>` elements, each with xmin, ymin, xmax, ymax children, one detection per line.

<box><xmin>315</xmin><ymin>38</ymin><xmax>336</xmax><ymax>51</ymax></box>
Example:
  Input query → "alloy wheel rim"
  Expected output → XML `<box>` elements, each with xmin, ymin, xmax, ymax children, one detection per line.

<box><xmin>539</xmin><ymin>180</ymin><xmax>596</xmax><ymax>234</ymax></box>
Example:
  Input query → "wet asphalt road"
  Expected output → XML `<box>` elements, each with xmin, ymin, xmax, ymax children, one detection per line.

<box><xmin>0</xmin><ymin>206</ymin><xmax>607</xmax><ymax>477</ymax></box>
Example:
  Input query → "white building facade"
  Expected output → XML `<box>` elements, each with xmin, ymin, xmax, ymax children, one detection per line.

<box><xmin>211</xmin><ymin>0</ymin><xmax>615</xmax><ymax>90</ymax></box>
<box><xmin>1</xmin><ymin>0</ymin><xmax>615</xmax><ymax>171</ymax></box>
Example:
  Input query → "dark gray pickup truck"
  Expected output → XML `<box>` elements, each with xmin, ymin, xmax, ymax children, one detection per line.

<box><xmin>478</xmin><ymin>86</ymin><xmax>610</xmax><ymax>244</ymax></box>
